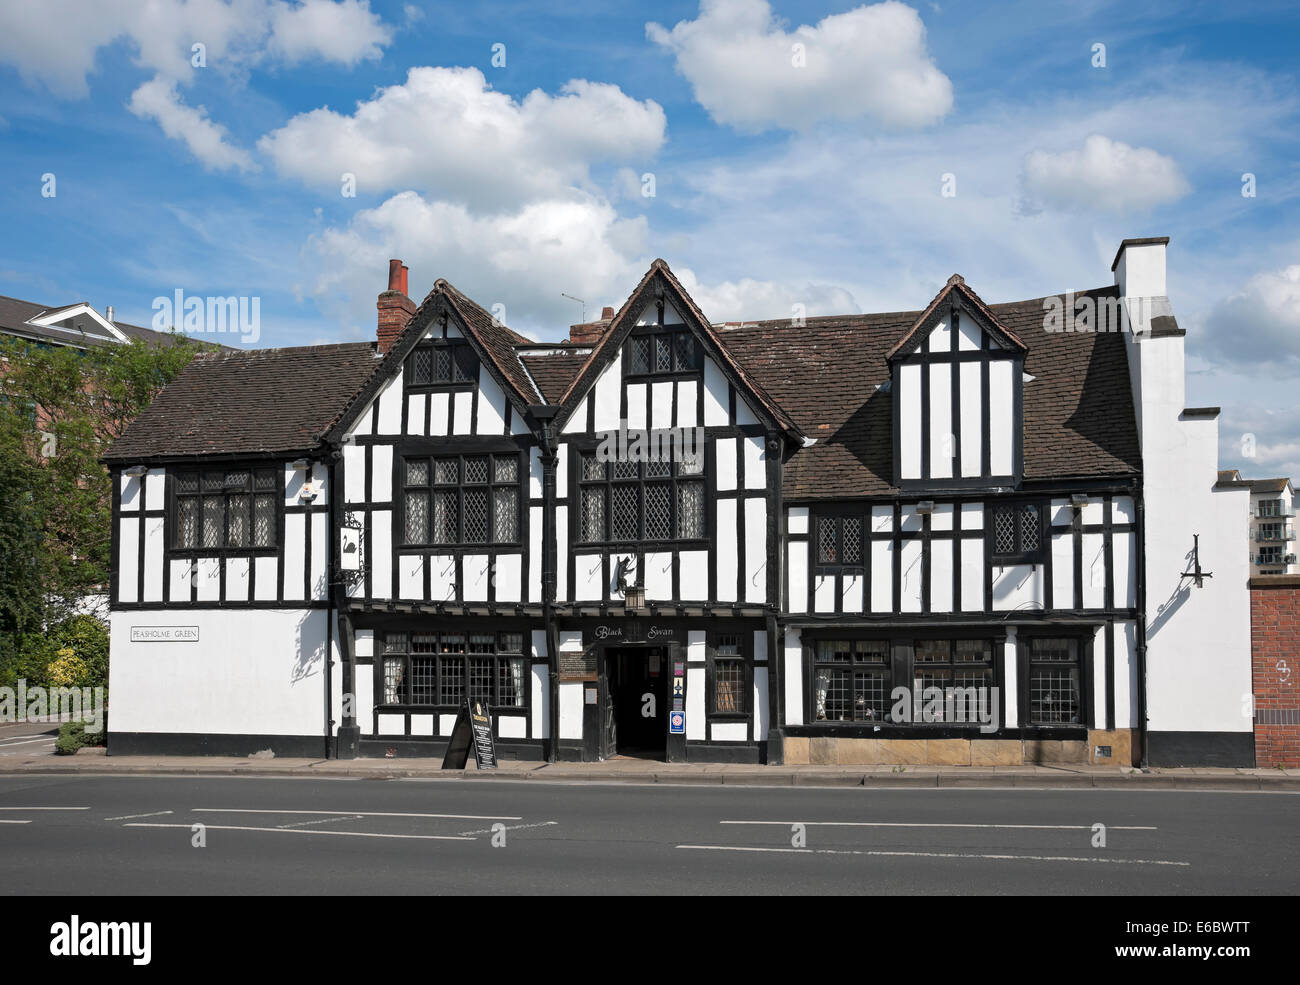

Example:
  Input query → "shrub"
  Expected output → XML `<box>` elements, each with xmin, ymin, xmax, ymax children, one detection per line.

<box><xmin>47</xmin><ymin>647</ymin><xmax>90</xmax><ymax>688</ymax></box>
<box><xmin>54</xmin><ymin>718</ymin><xmax>105</xmax><ymax>755</ymax></box>
<box><xmin>47</xmin><ymin>615</ymin><xmax>109</xmax><ymax>688</ymax></box>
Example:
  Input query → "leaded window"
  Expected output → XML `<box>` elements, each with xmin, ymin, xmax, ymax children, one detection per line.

<box><xmin>407</xmin><ymin>342</ymin><xmax>476</xmax><ymax>386</ymax></box>
<box><xmin>378</xmin><ymin>631</ymin><xmax>526</xmax><ymax>710</ymax></box>
<box><xmin>626</xmin><ymin>328</ymin><xmax>700</xmax><ymax>377</ymax></box>
<box><xmin>991</xmin><ymin>502</ymin><xmax>1042</xmax><ymax>562</ymax></box>
<box><xmin>403</xmin><ymin>453</ymin><xmax>520</xmax><ymax>546</ymax></box>
<box><xmin>813</xmin><ymin>639</ymin><xmax>891</xmax><ymax>723</ymax></box>
<box><xmin>912</xmin><ymin>639</ymin><xmax>994</xmax><ymax>723</ymax></box>
<box><xmin>815</xmin><ymin>514</ymin><xmax>863</xmax><ymax>567</ymax></box>
<box><xmin>711</xmin><ymin>633</ymin><xmax>747</xmax><ymax>715</ymax></box>
<box><xmin>577</xmin><ymin>450</ymin><xmax>705</xmax><ymax>543</ymax></box>
<box><xmin>173</xmin><ymin>467</ymin><xmax>279</xmax><ymax>551</ymax></box>
<box><xmin>1025</xmin><ymin>637</ymin><xmax>1082</xmax><ymax>725</ymax></box>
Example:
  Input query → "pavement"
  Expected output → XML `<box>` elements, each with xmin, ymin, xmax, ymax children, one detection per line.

<box><xmin>0</xmin><ymin>724</ymin><xmax>1295</xmax><ymax>788</ymax></box>
<box><xmin>1</xmin><ymin>772</ymin><xmax>1297</xmax><ymax>895</ymax></box>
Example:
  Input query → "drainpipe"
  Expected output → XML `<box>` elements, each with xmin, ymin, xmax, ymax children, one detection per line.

<box><xmin>1135</xmin><ymin>481</ymin><xmax>1149</xmax><ymax>769</ymax></box>
<box><xmin>329</xmin><ymin>444</ymin><xmax>360</xmax><ymax>760</ymax></box>
<box><xmin>532</xmin><ymin>406</ymin><xmax>562</xmax><ymax>763</ymax></box>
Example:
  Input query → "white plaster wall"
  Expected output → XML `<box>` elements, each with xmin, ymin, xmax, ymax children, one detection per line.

<box><xmin>1123</xmin><ymin>261</ymin><xmax>1253</xmax><ymax>737</ymax></box>
<box><xmin>109</xmin><ymin>609</ymin><xmax>327</xmax><ymax>736</ymax></box>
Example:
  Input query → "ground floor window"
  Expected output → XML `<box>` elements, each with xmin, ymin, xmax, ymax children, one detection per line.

<box><xmin>380</xmin><ymin>630</ymin><xmax>526</xmax><ymax>709</ymax></box>
<box><xmin>911</xmin><ymin>639</ymin><xmax>994</xmax><ymax>723</ymax></box>
<box><xmin>709</xmin><ymin>633</ymin><xmax>748</xmax><ymax>715</ymax></box>
<box><xmin>1023</xmin><ymin>637</ymin><xmax>1082</xmax><ymax>725</ymax></box>
<box><xmin>813</xmin><ymin>639</ymin><xmax>891</xmax><ymax>723</ymax></box>
<box><xmin>808</xmin><ymin>636</ymin><xmax>999</xmax><ymax>726</ymax></box>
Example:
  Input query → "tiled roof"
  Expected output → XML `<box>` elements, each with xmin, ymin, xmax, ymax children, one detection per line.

<box><xmin>0</xmin><ymin>294</ymin><xmax>183</xmax><ymax>349</ymax></box>
<box><xmin>102</xmin><ymin>342</ymin><xmax>379</xmax><ymax>462</ymax></box>
<box><xmin>435</xmin><ymin>280</ymin><xmax>542</xmax><ymax>405</ymax></box>
<box><xmin>721</xmin><ymin>285</ymin><xmax>1141</xmax><ymax>499</ymax></box>
<box><xmin>519</xmin><ymin>350</ymin><xmax>591</xmax><ymax>403</ymax></box>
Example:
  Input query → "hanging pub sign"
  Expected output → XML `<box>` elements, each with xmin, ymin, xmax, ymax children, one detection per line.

<box><xmin>441</xmin><ymin>701</ymin><xmax>497</xmax><ymax>770</ymax></box>
<box><xmin>339</xmin><ymin>525</ymin><xmax>362</xmax><ymax>572</ymax></box>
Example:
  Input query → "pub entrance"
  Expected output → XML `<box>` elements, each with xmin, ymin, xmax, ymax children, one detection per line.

<box><xmin>600</xmin><ymin>646</ymin><xmax>668</xmax><ymax>760</ymax></box>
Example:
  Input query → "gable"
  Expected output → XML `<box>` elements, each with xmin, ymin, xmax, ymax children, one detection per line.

<box><xmin>328</xmin><ymin>284</ymin><xmax>539</xmax><ymax>444</ymax></box>
<box><xmin>554</xmin><ymin>259</ymin><xmax>800</xmax><ymax>438</ymax></box>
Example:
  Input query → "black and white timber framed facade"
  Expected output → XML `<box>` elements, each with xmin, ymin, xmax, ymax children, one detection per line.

<box><xmin>101</xmin><ymin>238</ymin><xmax>1258</xmax><ymax>768</ymax></box>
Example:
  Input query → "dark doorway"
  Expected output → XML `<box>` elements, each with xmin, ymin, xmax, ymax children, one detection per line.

<box><xmin>602</xmin><ymin>647</ymin><xmax>668</xmax><ymax>759</ymax></box>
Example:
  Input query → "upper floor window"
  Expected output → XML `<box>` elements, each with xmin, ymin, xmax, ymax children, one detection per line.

<box><xmin>626</xmin><ymin>328</ymin><xmax>701</xmax><ymax>377</ymax></box>
<box><xmin>577</xmin><ymin>450</ymin><xmax>704</xmax><ymax>544</ymax></box>
<box><xmin>816</xmin><ymin>514</ymin><xmax>863</xmax><ymax>569</ymax></box>
<box><xmin>406</xmin><ymin>342</ymin><xmax>477</xmax><ymax>388</ymax></box>
<box><xmin>991</xmin><ymin>502</ymin><xmax>1042</xmax><ymax>563</ymax></box>
<box><xmin>173</xmin><ymin>467</ymin><xmax>279</xmax><ymax>551</ymax></box>
<box><xmin>1258</xmin><ymin>499</ymin><xmax>1279</xmax><ymax>517</ymax></box>
<box><xmin>403</xmin><ymin>454</ymin><xmax>519</xmax><ymax>546</ymax></box>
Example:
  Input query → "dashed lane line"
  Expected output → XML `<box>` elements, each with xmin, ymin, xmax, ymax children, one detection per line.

<box><xmin>677</xmin><ymin>845</ymin><xmax>1189</xmax><ymax>865</ymax></box>
<box><xmin>124</xmin><ymin>822</ymin><xmax>475</xmax><ymax>842</ymax></box>
<box><xmin>193</xmin><ymin>808</ymin><xmax>521</xmax><ymax>820</ymax></box>
<box><xmin>720</xmin><ymin>820</ymin><xmax>1158</xmax><ymax>830</ymax></box>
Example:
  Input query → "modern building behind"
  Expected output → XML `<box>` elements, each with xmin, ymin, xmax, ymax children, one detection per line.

<box><xmin>100</xmin><ymin>237</ymin><xmax>1257</xmax><ymax>768</ymax></box>
<box><xmin>1218</xmin><ymin>471</ymin><xmax>1297</xmax><ymax>575</ymax></box>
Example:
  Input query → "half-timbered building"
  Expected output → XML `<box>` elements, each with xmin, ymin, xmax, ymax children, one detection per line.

<box><xmin>102</xmin><ymin>238</ymin><xmax>1255</xmax><ymax>767</ymax></box>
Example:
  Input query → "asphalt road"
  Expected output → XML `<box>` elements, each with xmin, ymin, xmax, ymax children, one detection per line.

<box><xmin>1</xmin><ymin>773</ymin><xmax>1296</xmax><ymax>895</ymax></box>
<box><xmin>0</xmin><ymin>721</ymin><xmax>58</xmax><ymax>758</ymax></box>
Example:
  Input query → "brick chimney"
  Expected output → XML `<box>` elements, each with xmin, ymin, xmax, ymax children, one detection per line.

<box><xmin>377</xmin><ymin>258</ymin><xmax>415</xmax><ymax>354</ymax></box>
<box><xmin>569</xmin><ymin>305</ymin><xmax>615</xmax><ymax>346</ymax></box>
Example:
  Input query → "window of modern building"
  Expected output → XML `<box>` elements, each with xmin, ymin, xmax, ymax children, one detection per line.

<box><xmin>173</xmin><ymin>467</ymin><xmax>279</xmax><ymax>551</ymax></box>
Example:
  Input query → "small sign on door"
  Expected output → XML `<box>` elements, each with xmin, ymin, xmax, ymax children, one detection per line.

<box><xmin>669</xmin><ymin>710</ymin><xmax>686</xmax><ymax>734</ymax></box>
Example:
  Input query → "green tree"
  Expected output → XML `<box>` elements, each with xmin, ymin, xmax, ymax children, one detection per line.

<box><xmin>0</xmin><ymin>334</ymin><xmax>209</xmax><ymax>684</ymax></box>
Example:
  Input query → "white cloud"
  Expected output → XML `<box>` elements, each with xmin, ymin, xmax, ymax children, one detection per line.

<box><xmin>1021</xmin><ymin>134</ymin><xmax>1191</xmax><ymax>213</ymax></box>
<box><xmin>1203</xmin><ymin>265</ymin><xmax>1300</xmax><ymax>370</ymax></box>
<box><xmin>302</xmin><ymin>187</ymin><xmax>861</xmax><ymax>340</ymax></box>
<box><xmin>673</xmin><ymin>271</ymin><xmax>859</xmax><ymax>323</ymax></box>
<box><xmin>127</xmin><ymin>76</ymin><xmax>258</xmax><ymax>172</ymax></box>
<box><xmin>646</xmin><ymin>0</ymin><xmax>952</xmax><ymax>132</ymax></box>
<box><xmin>304</xmin><ymin>191</ymin><xmax>650</xmax><ymax>338</ymax></box>
<box><xmin>0</xmin><ymin>0</ymin><xmax>392</xmax><ymax>162</ymax></box>
<box><xmin>267</xmin><ymin>0</ymin><xmax>390</xmax><ymax>66</ymax></box>
<box><xmin>259</xmin><ymin>67</ymin><xmax>667</xmax><ymax>210</ymax></box>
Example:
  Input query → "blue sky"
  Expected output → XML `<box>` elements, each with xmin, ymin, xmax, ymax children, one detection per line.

<box><xmin>0</xmin><ymin>0</ymin><xmax>1297</xmax><ymax>478</ymax></box>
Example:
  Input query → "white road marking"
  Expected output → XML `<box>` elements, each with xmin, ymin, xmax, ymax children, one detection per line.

<box><xmin>277</xmin><ymin>815</ymin><xmax>364</xmax><ymax>829</ymax></box>
<box><xmin>0</xmin><ymin>736</ymin><xmax>57</xmax><ymax>746</ymax></box>
<box><xmin>193</xmin><ymin>808</ymin><xmax>521</xmax><ymax>820</ymax></box>
<box><xmin>103</xmin><ymin>810</ymin><xmax>174</xmax><ymax>821</ymax></box>
<box><xmin>0</xmin><ymin>819</ymin><xmax>32</xmax><ymax>824</ymax></box>
<box><xmin>125</xmin><ymin>822</ymin><xmax>474</xmax><ymax>842</ymax></box>
<box><xmin>677</xmin><ymin>845</ymin><xmax>1189</xmax><ymax>866</ymax></box>
<box><xmin>457</xmin><ymin>820</ymin><xmax>558</xmax><ymax>836</ymax></box>
<box><xmin>721</xmin><ymin>820</ymin><xmax>1158</xmax><ymax>830</ymax></box>
<box><xmin>0</xmin><ymin>806</ymin><xmax>90</xmax><ymax>811</ymax></box>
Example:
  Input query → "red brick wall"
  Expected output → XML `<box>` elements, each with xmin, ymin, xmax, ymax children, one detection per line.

<box><xmin>1250</xmin><ymin>576</ymin><xmax>1300</xmax><ymax>768</ymax></box>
